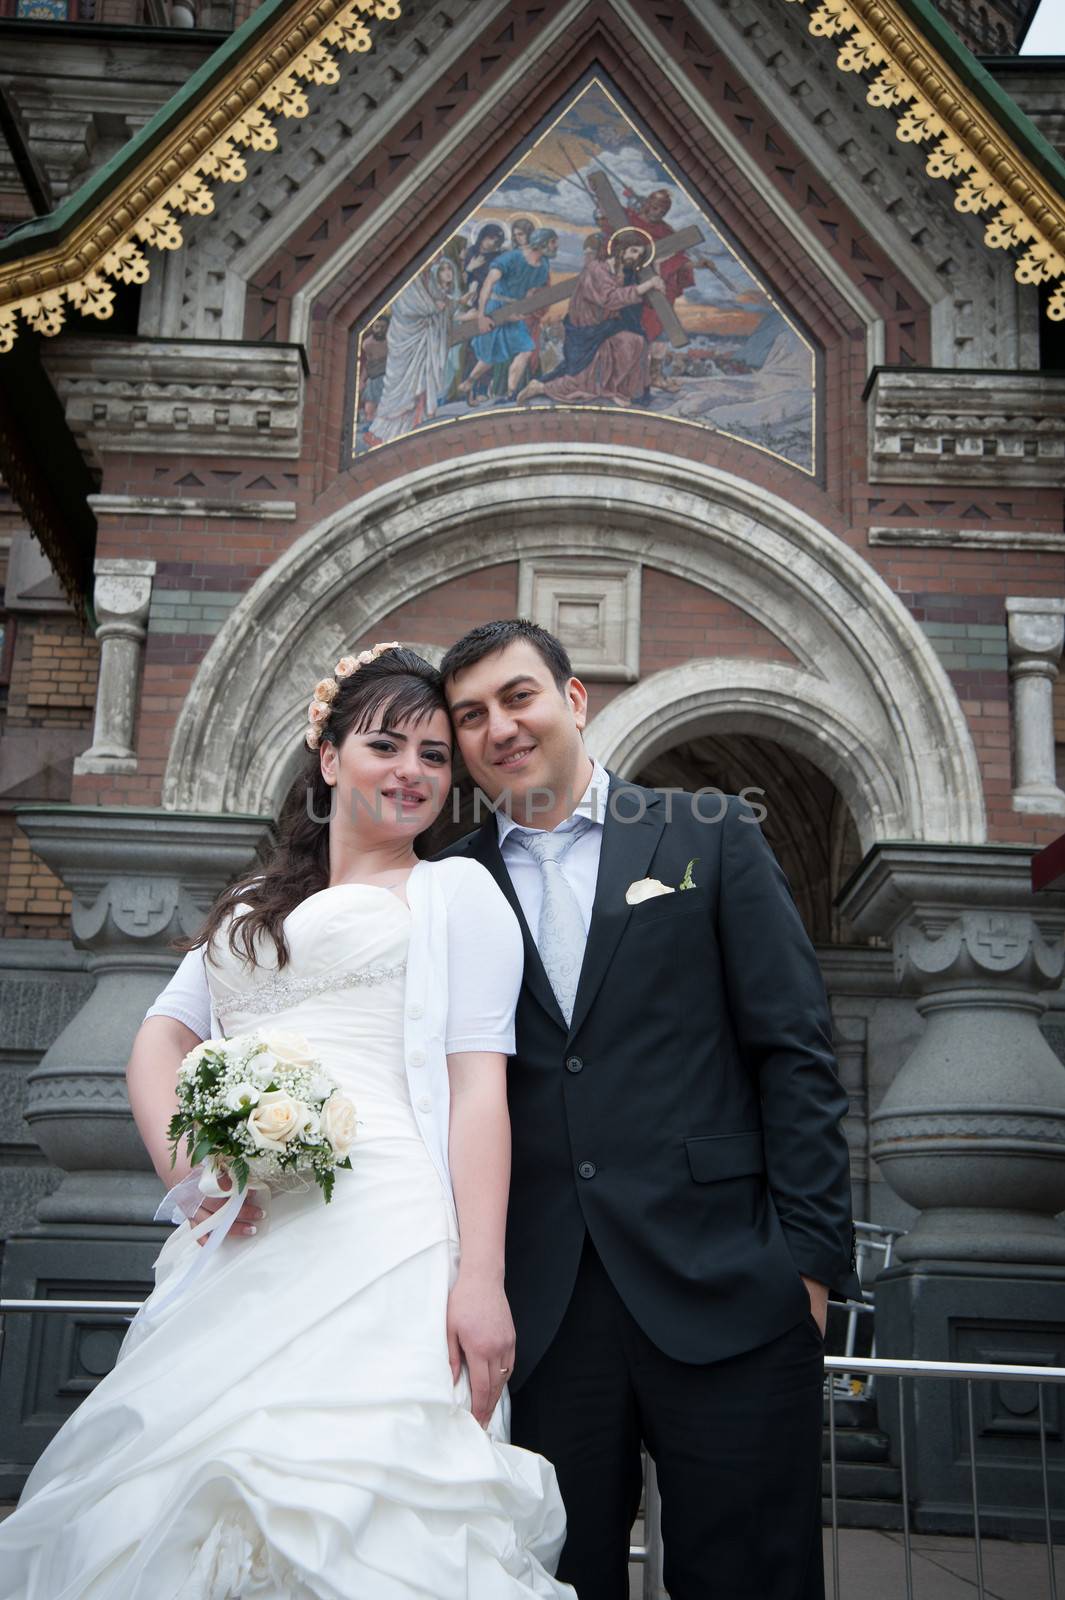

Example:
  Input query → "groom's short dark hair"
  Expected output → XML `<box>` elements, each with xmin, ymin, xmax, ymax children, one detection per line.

<box><xmin>440</xmin><ymin>619</ymin><xmax>573</xmax><ymax>691</ymax></box>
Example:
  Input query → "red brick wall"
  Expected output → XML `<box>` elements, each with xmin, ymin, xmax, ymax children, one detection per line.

<box><xmin>1</xmin><ymin>614</ymin><xmax>96</xmax><ymax>936</ymax></box>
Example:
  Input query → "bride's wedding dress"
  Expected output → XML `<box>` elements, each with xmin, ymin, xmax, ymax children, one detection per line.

<box><xmin>0</xmin><ymin>881</ymin><xmax>573</xmax><ymax>1598</ymax></box>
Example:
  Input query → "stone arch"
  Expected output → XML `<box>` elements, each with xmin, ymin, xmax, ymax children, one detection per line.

<box><xmin>162</xmin><ymin>444</ymin><xmax>986</xmax><ymax>848</ymax></box>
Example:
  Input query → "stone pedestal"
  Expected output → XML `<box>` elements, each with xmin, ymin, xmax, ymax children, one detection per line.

<box><xmin>838</xmin><ymin>845</ymin><xmax>1065</xmax><ymax>1535</ymax></box>
<box><xmin>0</xmin><ymin>806</ymin><xmax>270</xmax><ymax>1493</ymax></box>
<box><xmin>876</xmin><ymin>1262</ymin><xmax>1065</xmax><ymax>1538</ymax></box>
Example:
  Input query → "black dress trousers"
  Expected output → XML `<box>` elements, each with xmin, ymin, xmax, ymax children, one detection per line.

<box><xmin>510</xmin><ymin>1239</ymin><xmax>826</xmax><ymax>1600</ymax></box>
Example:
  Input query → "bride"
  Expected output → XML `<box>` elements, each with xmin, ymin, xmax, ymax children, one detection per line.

<box><xmin>0</xmin><ymin>643</ymin><xmax>575</xmax><ymax>1600</ymax></box>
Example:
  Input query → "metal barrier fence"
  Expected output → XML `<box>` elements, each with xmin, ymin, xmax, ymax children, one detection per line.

<box><xmin>830</xmin><ymin>1222</ymin><xmax>905</xmax><ymax>1400</ymax></box>
<box><xmin>2</xmin><ymin>1304</ymin><xmax>1063</xmax><ymax>1599</ymax></box>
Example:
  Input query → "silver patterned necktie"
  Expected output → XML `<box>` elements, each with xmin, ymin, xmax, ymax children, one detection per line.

<box><xmin>515</xmin><ymin>819</ymin><xmax>592</xmax><ymax>1026</ymax></box>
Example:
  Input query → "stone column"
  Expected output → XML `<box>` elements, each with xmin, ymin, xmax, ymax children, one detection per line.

<box><xmin>0</xmin><ymin>807</ymin><xmax>270</xmax><ymax>1491</ymax></box>
<box><xmin>833</xmin><ymin>1013</ymin><xmax>870</xmax><ymax>1223</ymax></box>
<box><xmin>838</xmin><ymin>845</ymin><xmax>1065</xmax><ymax>1535</ymax></box>
<box><xmin>1006</xmin><ymin>597</ymin><xmax>1065</xmax><ymax>816</ymax></box>
<box><xmin>74</xmin><ymin>559</ymin><xmax>156</xmax><ymax>776</ymax></box>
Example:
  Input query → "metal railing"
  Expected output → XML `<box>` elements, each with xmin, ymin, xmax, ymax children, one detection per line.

<box><xmin>2</xmin><ymin>1302</ymin><xmax>1062</xmax><ymax>1600</ymax></box>
<box><xmin>830</xmin><ymin>1222</ymin><xmax>905</xmax><ymax>1399</ymax></box>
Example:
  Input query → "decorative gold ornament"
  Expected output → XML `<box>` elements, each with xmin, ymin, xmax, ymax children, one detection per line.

<box><xmin>0</xmin><ymin>0</ymin><xmax>401</xmax><ymax>352</ymax></box>
<box><xmin>782</xmin><ymin>0</ymin><xmax>1065</xmax><ymax>320</ymax></box>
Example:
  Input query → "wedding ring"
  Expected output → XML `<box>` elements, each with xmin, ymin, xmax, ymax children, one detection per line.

<box><xmin>500</xmin><ymin>1365</ymin><xmax>511</xmax><ymax>1374</ymax></box>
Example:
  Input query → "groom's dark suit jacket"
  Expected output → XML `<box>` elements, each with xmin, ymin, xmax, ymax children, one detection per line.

<box><xmin>440</xmin><ymin>777</ymin><xmax>859</xmax><ymax>1389</ymax></box>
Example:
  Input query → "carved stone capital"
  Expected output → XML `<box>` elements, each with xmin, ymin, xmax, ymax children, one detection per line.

<box><xmin>895</xmin><ymin>910</ymin><xmax>1064</xmax><ymax>993</ymax></box>
<box><xmin>92</xmin><ymin>558</ymin><xmax>156</xmax><ymax>638</ymax></box>
<box><xmin>1006</xmin><ymin>598</ymin><xmax>1065</xmax><ymax>667</ymax></box>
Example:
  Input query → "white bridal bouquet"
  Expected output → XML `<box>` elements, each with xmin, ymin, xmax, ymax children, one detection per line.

<box><xmin>168</xmin><ymin>1028</ymin><xmax>357</xmax><ymax>1204</ymax></box>
<box><xmin>126</xmin><ymin>1031</ymin><xmax>357</xmax><ymax>1343</ymax></box>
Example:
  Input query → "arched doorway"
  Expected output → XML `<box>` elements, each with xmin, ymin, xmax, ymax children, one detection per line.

<box><xmin>162</xmin><ymin>443</ymin><xmax>987</xmax><ymax>857</ymax></box>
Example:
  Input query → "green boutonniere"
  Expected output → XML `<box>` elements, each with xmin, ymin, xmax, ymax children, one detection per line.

<box><xmin>678</xmin><ymin>859</ymin><xmax>698</xmax><ymax>891</ymax></box>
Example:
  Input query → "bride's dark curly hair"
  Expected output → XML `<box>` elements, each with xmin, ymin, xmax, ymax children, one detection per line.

<box><xmin>190</xmin><ymin>647</ymin><xmax>448</xmax><ymax>970</ymax></box>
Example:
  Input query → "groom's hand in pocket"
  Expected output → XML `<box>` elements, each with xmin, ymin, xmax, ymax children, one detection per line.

<box><xmin>446</xmin><ymin>1271</ymin><xmax>517</xmax><ymax>1427</ymax></box>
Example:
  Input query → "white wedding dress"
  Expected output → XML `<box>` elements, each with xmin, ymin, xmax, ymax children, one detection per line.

<box><xmin>0</xmin><ymin>885</ymin><xmax>573</xmax><ymax>1599</ymax></box>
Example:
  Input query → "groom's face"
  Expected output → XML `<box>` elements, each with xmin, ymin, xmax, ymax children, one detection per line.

<box><xmin>446</xmin><ymin>640</ymin><xmax>588</xmax><ymax>812</ymax></box>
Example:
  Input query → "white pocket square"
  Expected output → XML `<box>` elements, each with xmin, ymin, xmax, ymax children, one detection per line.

<box><xmin>625</xmin><ymin>877</ymin><xmax>676</xmax><ymax>906</ymax></box>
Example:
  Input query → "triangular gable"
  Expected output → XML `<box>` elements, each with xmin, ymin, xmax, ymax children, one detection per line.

<box><xmin>0</xmin><ymin>0</ymin><xmax>1063</xmax><ymax>352</ymax></box>
<box><xmin>353</xmin><ymin>76</ymin><xmax>819</xmax><ymax>473</ymax></box>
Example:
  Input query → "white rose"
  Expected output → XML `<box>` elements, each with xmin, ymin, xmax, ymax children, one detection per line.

<box><xmin>224</xmin><ymin>1081</ymin><xmax>261</xmax><ymax>1112</ymax></box>
<box><xmin>259</xmin><ymin>1030</ymin><xmax>317</xmax><ymax>1070</ymax></box>
<box><xmin>180</xmin><ymin>1038</ymin><xmax>227</xmax><ymax>1075</ymax></box>
<box><xmin>625</xmin><ymin>877</ymin><xmax>676</xmax><ymax>906</ymax></box>
<box><xmin>250</xmin><ymin>1051</ymin><xmax>279</xmax><ymax>1086</ymax></box>
<box><xmin>307</xmin><ymin>1073</ymin><xmax>336</xmax><ymax>1103</ymax></box>
<box><xmin>246</xmin><ymin>1090</ymin><xmax>306</xmax><ymax>1151</ymax></box>
<box><xmin>320</xmin><ymin>1092</ymin><xmax>358</xmax><ymax>1160</ymax></box>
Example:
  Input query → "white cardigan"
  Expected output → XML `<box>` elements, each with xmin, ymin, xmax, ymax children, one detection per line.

<box><xmin>145</xmin><ymin>857</ymin><xmax>524</xmax><ymax>1217</ymax></box>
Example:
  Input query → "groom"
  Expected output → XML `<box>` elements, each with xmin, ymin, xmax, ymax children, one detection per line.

<box><xmin>438</xmin><ymin>619</ymin><xmax>857</xmax><ymax>1600</ymax></box>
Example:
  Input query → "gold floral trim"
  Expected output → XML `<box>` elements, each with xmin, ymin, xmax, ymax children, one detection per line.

<box><xmin>781</xmin><ymin>0</ymin><xmax>1065</xmax><ymax>320</ymax></box>
<box><xmin>0</xmin><ymin>0</ymin><xmax>401</xmax><ymax>352</ymax></box>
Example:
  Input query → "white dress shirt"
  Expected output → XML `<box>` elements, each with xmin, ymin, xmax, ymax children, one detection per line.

<box><xmin>497</xmin><ymin>759</ymin><xmax>610</xmax><ymax>947</ymax></box>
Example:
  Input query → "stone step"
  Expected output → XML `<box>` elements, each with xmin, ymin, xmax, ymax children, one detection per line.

<box><xmin>822</xmin><ymin>1460</ymin><xmax>902</xmax><ymax>1500</ymax></box>
<box><xmin>822</xmin><ymin>1393</ymin><xmax>877</xmax><ymax>1429</ymax></box>
<box><xmin>821</xmin><ymin>1495</ymin><xmax>907</xmax><ymax>1531</ymax></box>
<box><xmin>823</xmin><ymin>1426</ymin><xmax>891</xmax><ymax>1463</ymax></box>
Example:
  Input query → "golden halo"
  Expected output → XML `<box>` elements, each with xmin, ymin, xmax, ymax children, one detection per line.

<box><xmin>510</xmin><ymin>213</ymin><xmax>541</xmax><ymax>236</ymax></box>
<box><xmin>606</xmin><ymin>226</ymin><xmax>656</xmax><ymax>265</ymax></box>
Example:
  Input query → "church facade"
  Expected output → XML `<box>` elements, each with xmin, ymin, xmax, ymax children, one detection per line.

<box><xmin>1</xmin><ymin>0</ymin><xmax>1064</xmax><ymax>1523</ymax></box>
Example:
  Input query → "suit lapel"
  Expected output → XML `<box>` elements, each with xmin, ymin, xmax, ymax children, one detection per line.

<box><xmin>567</xmin><ymin>778</ymin><xmax>665</xmax><ymax>1041</ymax></box>
<box><xmin>463</xmin><ymin>820</ymin><xmax>568</xmax><ymax>1031</ymax></box>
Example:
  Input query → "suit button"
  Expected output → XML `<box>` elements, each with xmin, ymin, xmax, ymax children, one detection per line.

<box><xmin>408</xmin><ymin>1048</ymin><xmax>426</xmax><ymax>1068</ymax></box>
<box><xmin>407</xmin><ymin>1002</ymin><xmax>424</xmax><ymax>1020</ymax></box>
<box><xmin>577</xmin><ymin>1161</ymin><xmax>597</xmax><ymax>1180</ymax></box>
<box><xmin>416</xmin><ymin>1094</ymin><xmax>432</xmax><ymax>1114</ymax></box>
<box><xmin>565</xmin><ymin>1055</ymin><xmax>584</xmax><ymax>1074</ymax></box>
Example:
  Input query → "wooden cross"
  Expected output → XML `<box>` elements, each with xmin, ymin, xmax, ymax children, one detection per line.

<box><xmin>586</xmin><ymin>171</ymin><xmax>690</xmax><ymax>350</ymax></box>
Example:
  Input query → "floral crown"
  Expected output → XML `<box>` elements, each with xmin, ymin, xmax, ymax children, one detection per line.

<box><xmin>305</xmin><ymin>641</ymin><xmax>401</xmax><ymax>750</ymax></box>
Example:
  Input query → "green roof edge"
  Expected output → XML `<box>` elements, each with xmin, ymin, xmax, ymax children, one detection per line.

<box><xmin>0</xmin><ymin>0</ymin><xmax>300</xmax><ymax>267</ymax></box>
<box><xmin>893</xmin><ymin>0</ymin><xmax>1065</xmax><ymax>199</ymax></box>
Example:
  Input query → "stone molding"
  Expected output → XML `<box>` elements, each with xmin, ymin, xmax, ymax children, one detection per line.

<box><xmin>869</xmin><ymin>526</ymin><xmax>1065</xmax><ymax>554</ymax></box>
<box><xmin>161</xmin><ymin>444</ymin><xmax>986</xmax><ymax>850</ymax></box>
<box><xmin>0</xmin><ymin>34</ymin><xmax>221</xmax><ymax>206</ymax></box>
<box><xmin>517</xmin><ymin>558</ymin><xmax>640</xmax><ymax>683</ymax></box>
<box><xmin>867</xmin><ymin>369</ymin><xmax>1065</xmax><ymax>486</ymax></box>
<box><xmin>89</xmin><ymin>494</ymin><xmax>297</xmax><ymax>521</ymax></box>
<box><xmin>872</xmin><ymin>1108</ymin><xmax>1065</xmax><ymax>1149</ymax></box>
<box><xmin>42</xmin><ymin>339</ymin><xmax>304</xmax><ymax>465</ymax></box>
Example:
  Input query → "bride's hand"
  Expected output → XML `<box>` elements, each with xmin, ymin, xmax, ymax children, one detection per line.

<box><xmin>190</xmin><ymin>1193</ymin><xmax>263</xmax><ymax>1242</ymax></box>
<box><xmin>190</xmin><ymin>1169</ymin><xmax>263</xmax><ymax>1244</ymax></box>
<box><xmin>446</xmin><ymin>1270</ymin><xmax>516</xmax><ymax>1427</ymax></box>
